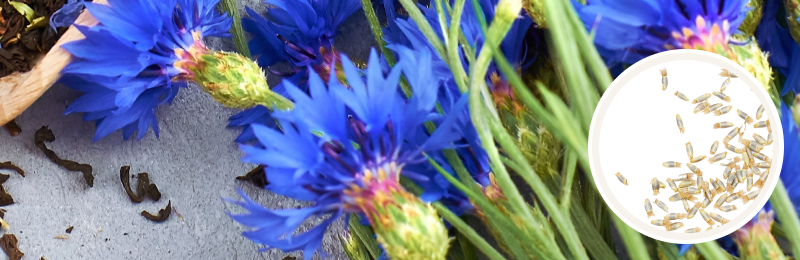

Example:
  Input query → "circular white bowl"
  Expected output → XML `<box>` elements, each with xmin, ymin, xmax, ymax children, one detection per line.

<box><xmin>588</xmin><ymin>49</ymin><xmax>784</xmax><ymax>243</ymax></box>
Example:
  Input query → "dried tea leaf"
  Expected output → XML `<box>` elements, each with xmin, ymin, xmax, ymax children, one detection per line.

<box><xmin>236</xmin><ymin>165</ymin><xmax>268</xmax><ymax>187</ymax></box>
<box><xmin>34</xmin><ymin>126</ymin><xmax>94</xmax><ymax>187</ymax></box>
<box><xmin>8</xmin><ymin>1</ymin><xmax>36</xmax><ymax>22</ymax></box>
<box><xmin>3</xmin><ymin>119</ymin><xmax>20</xmax><ymax>136</ymax></box>
<box><xmin>119</xmin><ymin>166</ymin><xmax>142</xmax><ymax>203</ymax></box>
<box><xmin>119</xmin><ymin>166</ymin><xmax>161</xmax><ymax>203</ymax></box>
<box><xmin>53</xmin><ymin>235</ymin><xmax>67</xmax><ymax>240</ymax></box>
<box><xmin>0</xmin><ymin>174</ymin><xmax>9</xmax><ymax>184</ymax></box>
<box><xmin>0</xmin><ymin>162</ymin><xmax>25</xmax><ymax>177</ymax></box>
<box><xmin>138</xmin><ymin>173</ymin><xmax>161</xmax><ymax>201</ymax></box>
<box><xmin>0</xmin><ymin>209</ymin><xmax>7</xmax><ymax>218</ymax></box>
<box><xmin>65</xmin><ymin>226</ymin><xmax>72</xmax><ymax>234</ymax></box>
<box><xmin>141</xmin><ymin>200</ymin><xmax>171</xmax><ymax>223</ymax></box>
<box><xmin>0</xmin><ymin>185</ymin><xmax>14</xmax><ymax>206</ymax></box>
<box><xmin>0</xmin><ymin>234</ymin><xmax>23</xmax><ymax>260</ymax></box>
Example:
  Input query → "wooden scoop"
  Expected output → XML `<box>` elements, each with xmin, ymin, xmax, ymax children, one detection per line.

<box><xmin>0</xmin><ymin>0</ymin><xmax>106</xmax><ymax>125</ymax></box>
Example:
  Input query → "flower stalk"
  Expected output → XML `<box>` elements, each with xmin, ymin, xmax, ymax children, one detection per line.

<box><xmin>219</xmin><ymin>0</ymin><xmax>251</xmax><ymax>58</ymax></box>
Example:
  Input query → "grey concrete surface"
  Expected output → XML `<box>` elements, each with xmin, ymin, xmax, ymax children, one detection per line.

<box><xmin>0</xmin><ymin>1</ymin><xmax>376</xmax><ymax>259</ymax></box>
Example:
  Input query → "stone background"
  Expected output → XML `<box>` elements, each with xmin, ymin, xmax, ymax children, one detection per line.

<box><xmin>0</xmin><ymin>1</ymin><xmax>376</xmax><ymax>259</ymax></box>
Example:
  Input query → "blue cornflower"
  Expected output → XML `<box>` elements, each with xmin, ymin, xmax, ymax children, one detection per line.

<box><xmin>226</xmin><ymin>49</ymin><xmax>460</xmax><ymax>258</ymax></box>
<box><xmin>229</xmin><ymin>0</ymin><xmax>360</xmax><ymax>143</ymax></box>
<box><xmin>60</xmin><ymin>0</ymin><xmax>232</xmax><ymax>141</ymax></box>
<box><xmin>243</xmin><ymin>0</ymin><xmax>359</xmax><ymax>70</ymax></box>
<box><xmin>574</xmin><ymin>0</ymin><xmax>750</xmax><ymax>66</ymax></box>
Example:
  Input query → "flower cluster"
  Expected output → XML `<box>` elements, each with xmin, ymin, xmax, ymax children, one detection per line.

<box><xmin>227</xmin><ymin>48</ymin><xmax>464</xmax><ymax>259</ymax></box>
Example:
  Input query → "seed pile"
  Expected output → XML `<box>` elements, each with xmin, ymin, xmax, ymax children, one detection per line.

<box><xmin>615</xmin><ymin>68</ymin><xmax>773</xmax><ymax>233</ymax></box>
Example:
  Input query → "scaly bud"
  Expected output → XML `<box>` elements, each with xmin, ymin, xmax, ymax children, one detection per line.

<box><xmin>174</xmin><ymin>32</ymin><xmax>293</xmax><ymax>110</ymax></box>
<box><xmin>785</xmin><ymin>0</ymin><xmax>800</xmax><ymax>45</ymax></box>
<box><xmin>734</xmin><ymin>210</ymin><xmax>787</xmax><ymax>259</ymax></box>
<box><xmin>522</xmin><ymin>0</ymin><xmax>547</xmax><ymax>28</ymax></box>
<box><xmin>740</xmin><ymin>0</ymin><xmax>764</xmax><ymax>36</ymax></box>
<box><xmin>729</xmin><ymin>38</ymin><xmax>773</xmax><ymax>91</ymax></box>
<box><xmin>349</xmin><ymin>164</ymin><xmax>451</xmax><ymax>260</ymax></box>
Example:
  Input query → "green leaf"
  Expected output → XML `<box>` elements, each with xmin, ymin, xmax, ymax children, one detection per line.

<box><xmin>695</xmin><ymin>242</ymin><xmax>732</xmax><ymax>260</ymax></box>
<box><xmin>770</xmin><ymin>180</ymin><xmax>800</xmax><ymax>256</ymax></box>
<box><xmin>655</xmin><ymin>240</ymin><xmax>680</xmax><ymax>260</ymax></box>
<box><xmin>612</xmin><ymin>213</ymin><xmax>650</xmax><ymax>260</ymax></box>
<box><xmin>25</xmin><ymin>16</ymin><xmax>48</xmax><ymax>31</ymax></box>
<box><xmin>347</xmin><ymin>214</ymin><xmax>382</xmax><ymax>260</ymax></box>
<box><xmin>8</xmin><ymin>1</ymin><xmax>36</xmax><ymax>22</ymax></box>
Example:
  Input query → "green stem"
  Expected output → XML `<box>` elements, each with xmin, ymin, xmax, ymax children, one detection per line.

<box><xmin>560</xmin><ymin>149</ymin><xmax>577</xmax><ymax>212</ymax></box>
<box><xmin>612</xmin><ymin>213</ymin><xmax>650</xmax><ymax>260</ymax></box>
<box><xmin>425</xmin><ymin>155</ymin><xmax>558</xmax><ymax>259</ymax></box>
<box><xmin>434</xmin><ymin>204</ymin><xmax>506</xmax><ymax>260</ymax></box>
<box><xmin>398</xmin><ymin>0</ymin><xmax>447</xmax><ymax>59</ymax></box>
<box><xmin>220</xmin><ymin>0</ymin><xmax>251</xmax><ymax>58</ymax></box>
<box><xmin>467</xmin><ymin>2</ymin><xmax>589</xmax><ymax>259</ymax></box>
<box><xmin>541</xmin><ymin>0</ymin><xmax>598</xmax><ymax>134</ymax></box>
<box><xmin>447</xmin><ymin>0</ymin><xmax>470</xmax><ymax>92</ymax></box>
<box><xmin>481</xmin><ymin>104</ymin><xmax>589</xmax><ymax>260</ymax></box>
<box><xmin>359</xmin><ymin>0</ymin><xmax>411</xmax><ymax>97</ymax></box>
<box><xmin>696</xmin><ymin>241</ymin><xmax>730</xmax><ymax>260</ymax></box>
<box><xmin>770</xmin><ymin>180</ymin><xmax>800</xmax><ymax>255</ymax></box>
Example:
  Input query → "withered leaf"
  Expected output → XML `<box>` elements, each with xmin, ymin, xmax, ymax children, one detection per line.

<box><xmin>65</xmin><ymin>226</ymin><xmax>73</xmax><ymax>234</ymax></box>
<box><xmin>141</xmin><ymin>200</ymin><xmax>171</xmax><ymax>223</ymax></box>
<box><xmin>0</xmin><ymin>234</ymin><xmax>23</xmax><ymax>260</ymax></box>
<box><xmin>0</xmin><ymin>162</ymin><xmax>24</xmax><ymax>177</ymax></box>
<box><xmin>3</xmin><ymin>119</ymin><xmax>20</xmax><ymax>136</ymax></box>
<box><xmin>119</xmin><ymin>166</ymin><xmax>161</xmax><ymax>203</ymax></box>
<box><xmin>34</xmin><ymin>126</ymin><xmax>94</xmax><ymax>187</ymax></box>
<box><xmin>0</xmin><ymin>174</ymin><xmax>9</xmax><ymax>184</ymax></box>
<box><xmin>236</xmin><ymin>165</ymin><xmax>268</xmax><ymax>187</ymax></box>
<box><xmin>0</xmin><ymin>185</ymin><xmax>14</xmax><ymax>206</ymax></box>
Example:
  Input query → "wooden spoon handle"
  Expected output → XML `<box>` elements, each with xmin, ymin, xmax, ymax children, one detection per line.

<box><xmin>0</xmin><ymin>0</ymin><xmax>107</xmax><ymax>125</ymax></box>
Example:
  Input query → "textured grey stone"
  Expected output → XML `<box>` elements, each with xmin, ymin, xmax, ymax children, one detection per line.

<box><xmin>0</xmin><ymin>0</ymin><xmax>377</xmax><ymax>259</ymax></box>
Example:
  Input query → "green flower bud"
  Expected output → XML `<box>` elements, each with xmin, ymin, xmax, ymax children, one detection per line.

<box><xmin>739</xmin><ymin>0</ymin><xmax>763</xmax><ymax>36</ymax></box>
<box><xmin>522</xmin><ymin>0</ymin><xmax>547</xmax><ymax>28</ymax></box>
<box><xmin>734</xmin><ymin>210</ymin><xmax>787</xmax><ymax>260</ymax></box>
<box><xmin>496</xmin><ymin>0</ymin><xmax>524</xmax><ymax>26</ymax></box>
<box><xmin>785</xmin><ymin>0</ymin><xmax>800</xmax><ymax>45</ymax></box>
<box><xmin>351</xmin><ymin>165</ymin><xmax>451</xmax><ymax>260</ymax></box>
<box><xmin>175</xmin><ymin>35</ymin><xmax>293</xmax><ymax>110</ymax></box>
<box><xmin>729</xmin><ymin>37</ymin><xmax>773</xmax><ymax>91</ymax></box>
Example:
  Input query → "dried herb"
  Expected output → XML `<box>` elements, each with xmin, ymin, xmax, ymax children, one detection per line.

<box><xmin>65</xmin><ymin>226</ymin><xmax>72</xmax><ymax>234</ymax></box>
<box><xmin>0</xmin><ymin>0</ymin><xmax>68</xmax><ymax>77</ymax></box>
<box><xmin>236</xmin><ymin>165</ymin><xmax>268</xmax><ymax>187</ymax></box>
<box><xmin>119</xmin><ymin>166</ymin><xmax>160</xmax><ymax>203</ymax></box>
<box><xmin>0</xmin><ymin>234</ymin><xmax>23</xmax><ymax>260</ymax></box>
<box><xmin>0</xmin><ymin>162</ymin><xmax>25</xmax><ymax>177</ymax></box>
<box><xmin>3</xmin><ymin>119</ymin><xmax>20</xmax><ymax>136</ymax></box>
<box><xmin>0</xmin><ymin>209</ymin><xmax>6</xmax><ymax>218</ymax></box>
<box><xmin>0</xmin><ymin>185</ymin><xmax>14</xmax><ymax>207</ymax></box>
<box><xmin>141</xmin><ymin>200</ymin><xmax>171</xmax><ymax>223</ymax></box>
<box><xmin>34</xmin><ymin>126</ymin><xmax>94</xmax><ymax>187</ymax></box>
<box><xmin>0</xmin><ymin>174</ymin><xmax>9</xmax><ymax>184</ymax></box>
